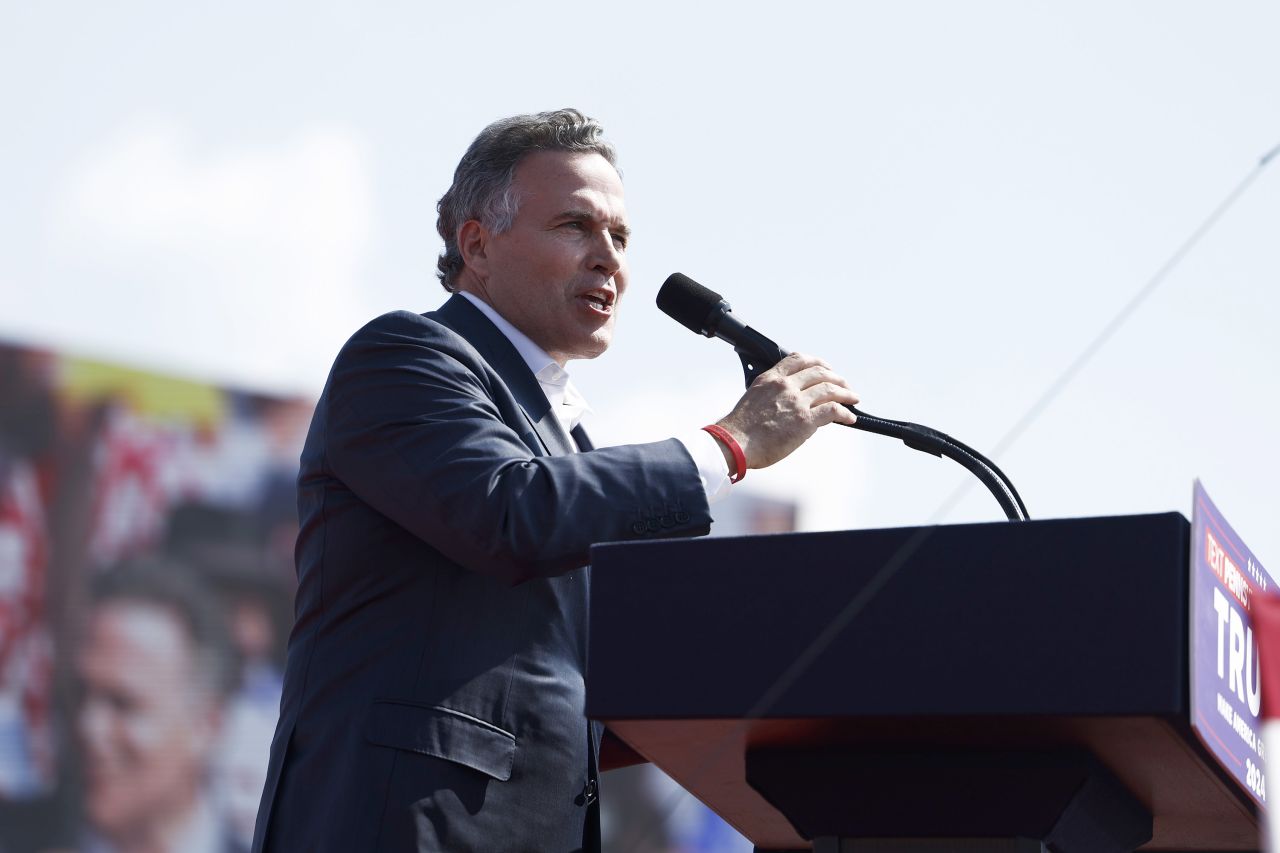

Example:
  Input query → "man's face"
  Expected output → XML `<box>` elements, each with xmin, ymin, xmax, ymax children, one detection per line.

<box><xmin>75</xmin><ymin>602</ymin><xmax>220</xmax><ymax>838</ymax></box>
<box><xmin>466</xmin><ymin>150</ymin><xmax>630</xmax><ymax>365</ymax></box>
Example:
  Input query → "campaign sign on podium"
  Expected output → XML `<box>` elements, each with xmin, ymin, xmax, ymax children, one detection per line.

<box><xmin>1191</xmin><ymin>480</ymin><xmax>1274</xmax><ymax>808</ymax></box>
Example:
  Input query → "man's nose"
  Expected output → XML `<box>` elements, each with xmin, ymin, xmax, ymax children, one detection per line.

<box><xmin>588</xmin><ymin>229</ymin><xmax>624</xmax><ymax>278</ymax></box>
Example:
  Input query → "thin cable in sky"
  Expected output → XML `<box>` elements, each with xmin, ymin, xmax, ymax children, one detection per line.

<box><xmin>987</xmin><ymin>143</ymin><xmax>1280</xmax><ymax>461</ymax></box>
<box><xmin>626</xmin><ymin>141</ymin><xmax>1280</xmax><ymax>852</ymax></box>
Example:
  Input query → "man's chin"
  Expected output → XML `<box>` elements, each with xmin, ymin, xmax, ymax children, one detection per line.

<box><xmin>85</xmin><ymin>793</ymin><xmax>139</xmax><ymax>837</ymax></box>
<box><xmin>557</xmin><ymin>329</ymin><xmax>614</xmax><ymax>363</ymax></box>
<box><xmin>573</xmin><ymin>342</ymin><xmax>611</xmax><ymax>362</ymax></box>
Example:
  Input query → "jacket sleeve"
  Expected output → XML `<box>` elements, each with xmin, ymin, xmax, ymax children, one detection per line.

<box><xmin>322</xmin><ymin>313</ymin><xmax>712</xmax><ymax>584</ymax></box>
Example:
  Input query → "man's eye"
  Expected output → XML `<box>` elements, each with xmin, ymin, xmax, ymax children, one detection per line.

<box><xmin>561</xmin><ymin>221</ymin><xmax>586</xmax><ymax>231</ymax></box>
<box><xmin>611</xmin><ymin>234</ymin><xmax>628</xmax><ymax>250</ymax></box>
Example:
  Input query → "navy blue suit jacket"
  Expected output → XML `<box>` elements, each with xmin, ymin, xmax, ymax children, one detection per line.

<box><xmin>251</xmin><ymin>295</ymin><xmax>712</xmax><ymax>852</ymax></box>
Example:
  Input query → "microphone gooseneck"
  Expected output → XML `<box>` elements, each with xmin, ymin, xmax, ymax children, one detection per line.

<box><xmin>657</xmin><ymin>273</ymin><xmax>1030</xmax><ymax>522</ymax></box>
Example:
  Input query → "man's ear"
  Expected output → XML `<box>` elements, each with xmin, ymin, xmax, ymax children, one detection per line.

<box><xmin>458</xmin><ymin>220</ymin><xmax>490</xmax><ymax>280</ymax></box>
<box><xmin>187</xmin><ymin>702</ymin><xmax>224</xmax><ymax>761</ymax></box>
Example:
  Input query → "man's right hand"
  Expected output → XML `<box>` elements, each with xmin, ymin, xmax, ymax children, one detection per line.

<box><xmin>712</xmin><ymin>353</ymin><xmax>860</xmax><ymax>476</ymax></box>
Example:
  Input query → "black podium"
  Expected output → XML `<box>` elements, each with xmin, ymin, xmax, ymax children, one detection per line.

<box><xmin>586</xmin><ymin>513</ymin><xmax>1259</xmax><ymax>852</ymax></box>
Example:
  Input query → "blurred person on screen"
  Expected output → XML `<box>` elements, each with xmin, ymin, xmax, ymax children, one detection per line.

<box><xmin>73</xmin><ymin>560</ymin><xmax>244</xmax><ymax>853</ymax></box>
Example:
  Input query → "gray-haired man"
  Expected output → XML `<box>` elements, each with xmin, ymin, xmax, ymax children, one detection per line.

<box><xmin>252</xmin><ymin>109</ymin><xmax>857</xmax><ymax>852</ymax></box>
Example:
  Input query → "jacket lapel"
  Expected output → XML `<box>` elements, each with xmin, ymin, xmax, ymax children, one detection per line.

<box><xmin>431</xmin><ymin>295</ymin><xmax>576</xmax><ymax>457</ymax></box>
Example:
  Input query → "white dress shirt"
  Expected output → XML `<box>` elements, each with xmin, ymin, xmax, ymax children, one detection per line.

<box><xmin>459</xmin><ymin>292</ymin><xmax>732</xmax><ymax>503</ymax></box>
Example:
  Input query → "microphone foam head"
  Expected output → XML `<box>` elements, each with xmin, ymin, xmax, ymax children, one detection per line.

<box><xmin>656</xmin><ymin>273</ymin><xmax>725</xmax><ymax>336</ymax></box>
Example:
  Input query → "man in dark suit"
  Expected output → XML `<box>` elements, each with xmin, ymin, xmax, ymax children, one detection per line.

<box><xmin>252</xmin><ymin>109</ymin><xmax>858</xmax><ymax>852</ymax></box>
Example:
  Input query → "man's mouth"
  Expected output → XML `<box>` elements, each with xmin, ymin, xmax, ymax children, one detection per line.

<box><xmin>579</xmin><ymin>290</ymin><xmax>615</xmax><ymax>313</ymax></box>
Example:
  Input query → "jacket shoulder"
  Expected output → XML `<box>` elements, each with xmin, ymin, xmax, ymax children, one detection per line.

<box><xmin>346</xmin><ymin>309</ymin><xmax>468</xmax><ymax>349</ymax></box>
<box><xmin>330</xmin><ymin>309</ymin><xmax>493</xmax><ymax>376</ymax></box>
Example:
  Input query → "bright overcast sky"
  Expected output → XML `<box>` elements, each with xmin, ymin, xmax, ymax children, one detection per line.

<box><xmin>2</xmin><ymin>1</ymin><xmax>1277</xmax><ymax>561</ymax></box>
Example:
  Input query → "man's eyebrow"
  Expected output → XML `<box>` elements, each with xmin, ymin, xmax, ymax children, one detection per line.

<box><xmin>557</xmin><ymin>209</ymin><xmax>632</xmax><ymax>238</ymax></box>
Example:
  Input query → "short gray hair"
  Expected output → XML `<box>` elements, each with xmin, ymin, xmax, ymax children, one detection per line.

<box><xmin>435</xmin><ymin>108</ymin><xmax>618</xmax><ymax>291</ymax></box>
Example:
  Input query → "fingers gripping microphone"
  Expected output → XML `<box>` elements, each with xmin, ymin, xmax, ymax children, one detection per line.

<box><xmin>656</xmin><ymin>273</ymin><xmax>787</xmax><ymax>385</ymax></box>
<box><xmin>656</xmin><ymin>272</ymin><xmax>1030</xmax><ymax>522</ymax></box>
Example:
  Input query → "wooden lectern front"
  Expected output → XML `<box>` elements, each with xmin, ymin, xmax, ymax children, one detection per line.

<box><xmin>586</xmin><ymin>514</ymin><xmax>1258</xmax><ymax>852</ymax></box>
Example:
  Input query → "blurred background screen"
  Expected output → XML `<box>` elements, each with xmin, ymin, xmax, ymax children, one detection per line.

<box><xmin>0</xmin><ymin>340</ymin><xmax>304</xmax><ymax>852</ymax></box>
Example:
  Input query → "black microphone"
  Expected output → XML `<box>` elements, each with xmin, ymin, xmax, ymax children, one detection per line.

<box><xmin>655</xmin><ymin>272</ymin><xmax>1030</xmax><ymax>522</ymax></box>
<box><xmin>656</xmin><ymin>273</ymin><xmax>787</xmax><ymax>383</ymax></box>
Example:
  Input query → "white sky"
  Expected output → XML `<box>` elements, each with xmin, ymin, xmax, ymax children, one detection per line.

<box><xmin>2</xmin><ymin>1</ymin><xmax>1278</xmax><ymax>562</ymax></box>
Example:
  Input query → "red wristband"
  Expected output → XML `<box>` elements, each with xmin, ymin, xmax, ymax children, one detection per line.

<box><xmin>702</xmin><ymin>424</ymin><xmax>746</xmax><ymax>484</ymax></box>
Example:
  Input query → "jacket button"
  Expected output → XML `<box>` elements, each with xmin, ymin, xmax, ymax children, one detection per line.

<box><xmin>583</xmin><ymin>778</ymin><xmax>598</xmax><ymax>805</ymax></box>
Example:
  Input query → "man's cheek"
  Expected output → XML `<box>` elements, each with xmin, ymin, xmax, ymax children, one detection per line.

<box><xmin>121</xmin><ymin>712</ymin><xmax>165</xmax><ymax>768</ymax></box>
